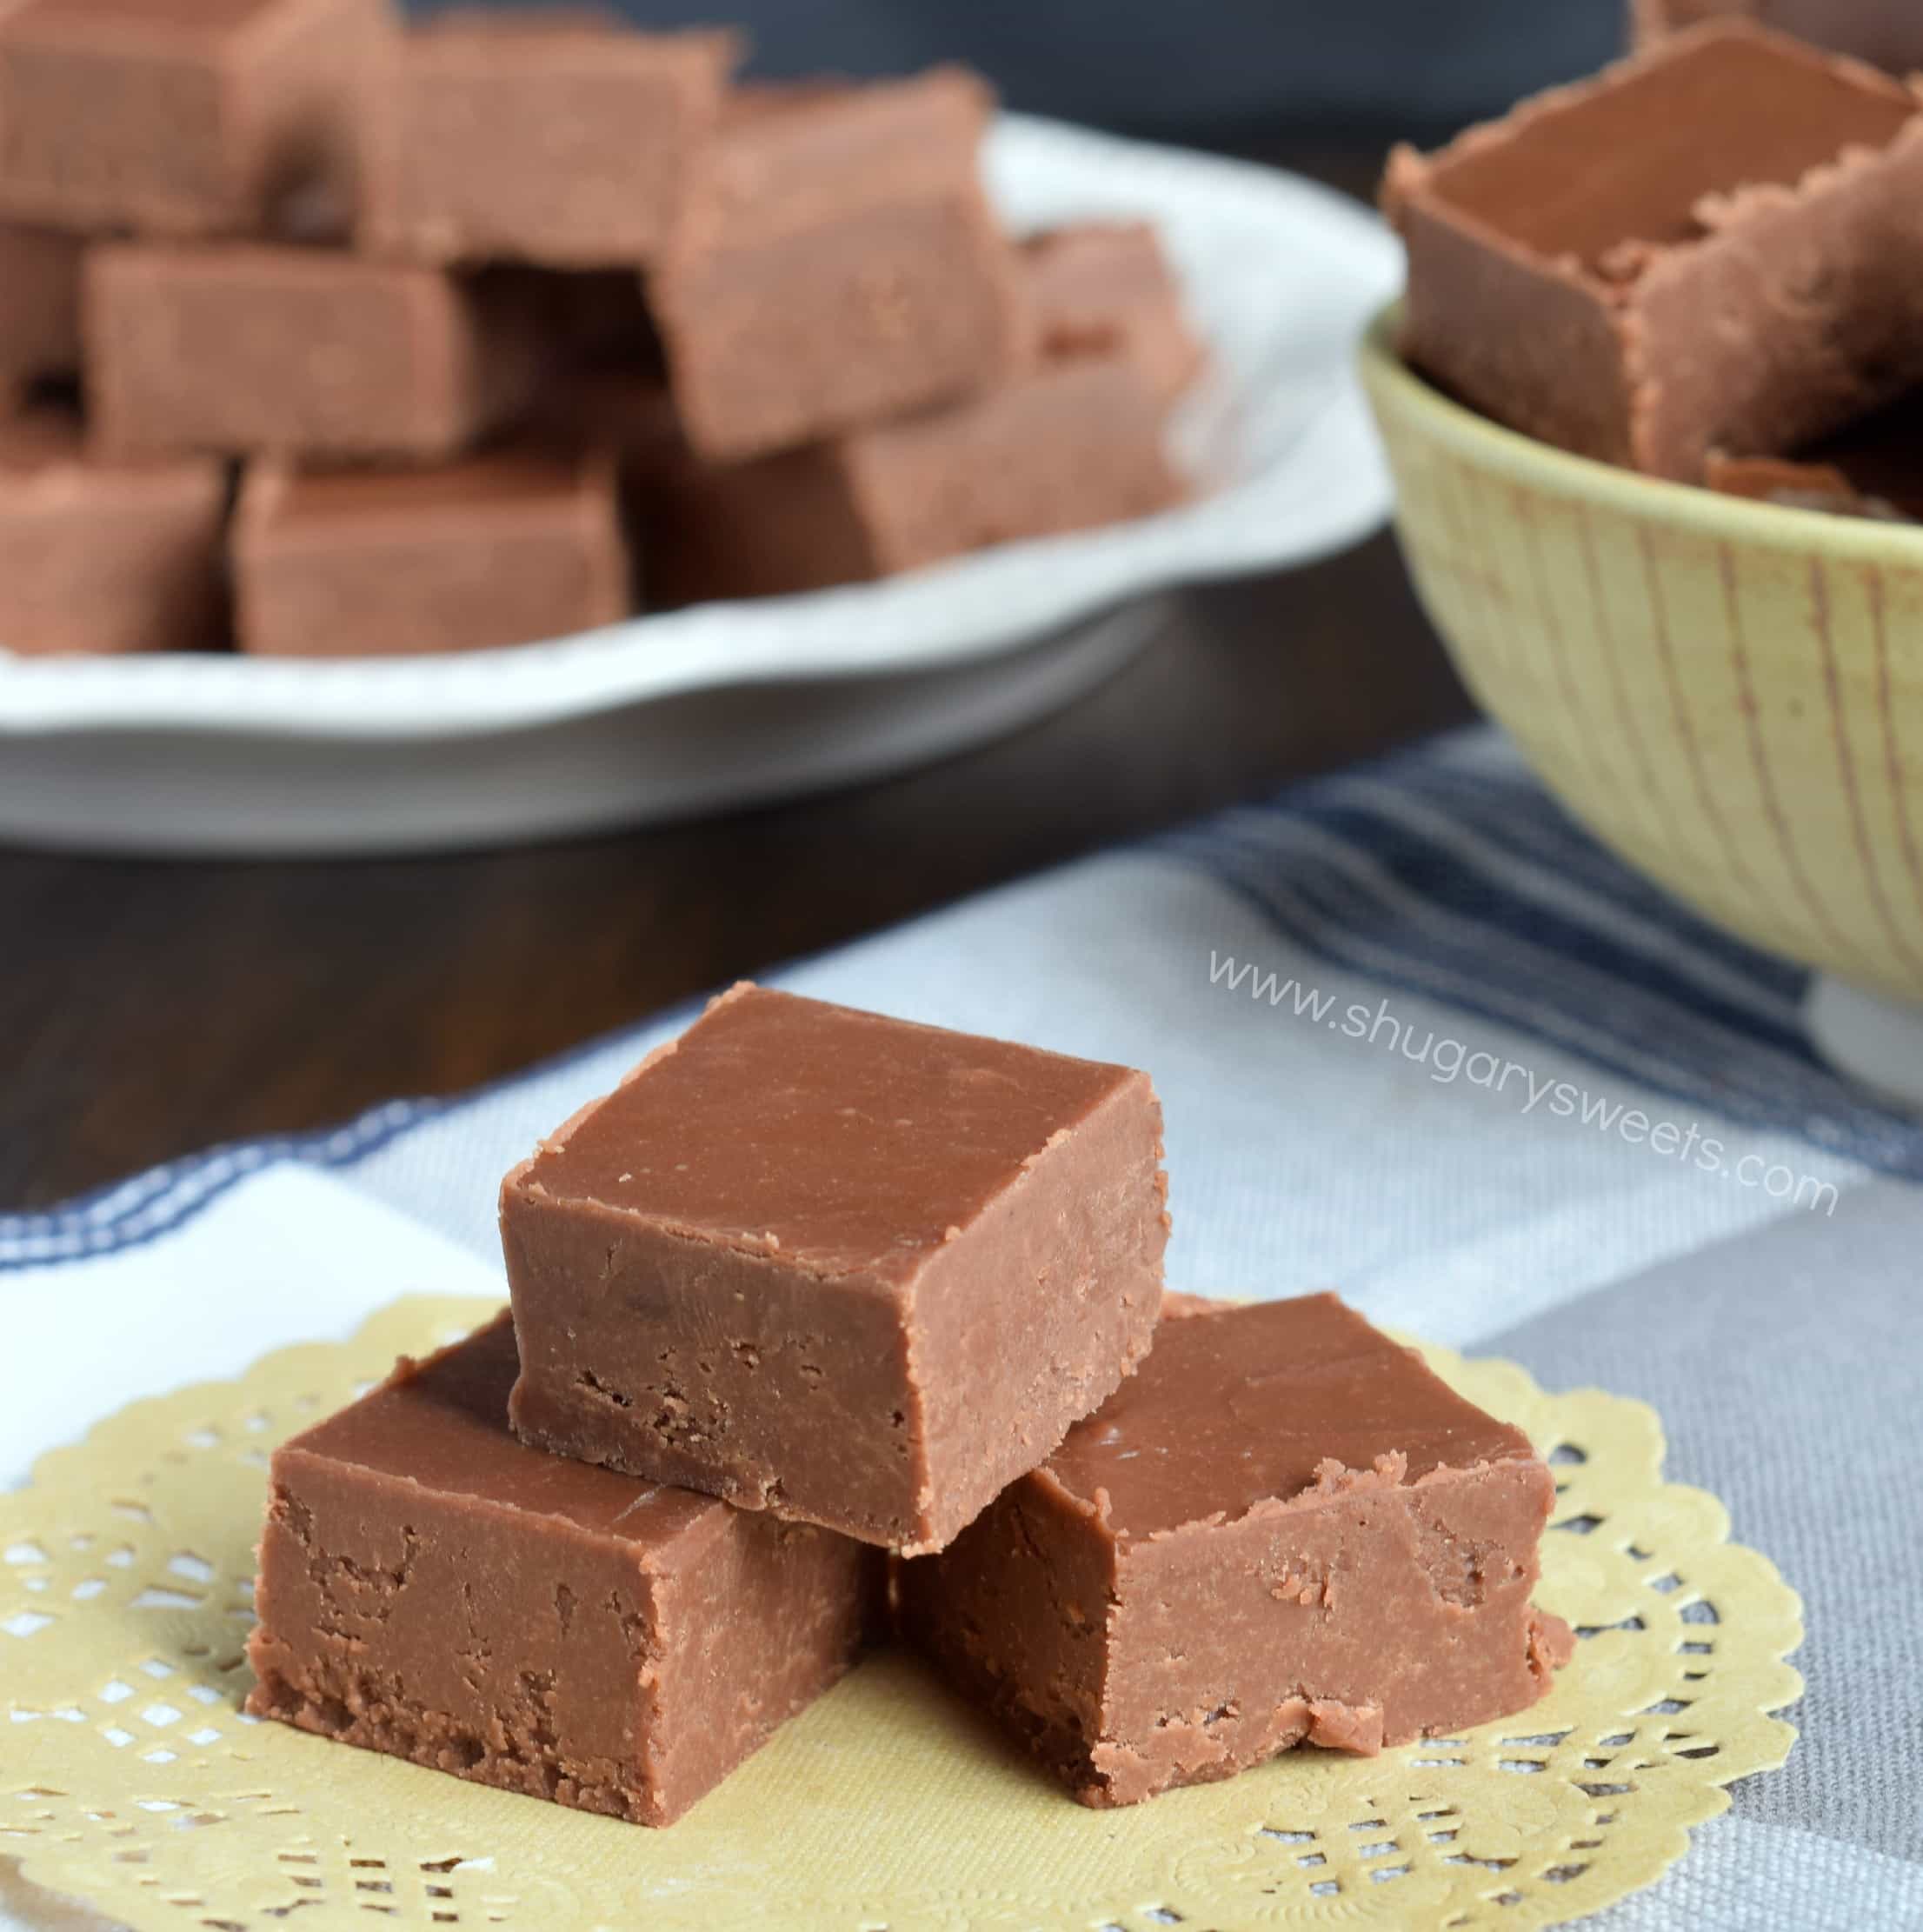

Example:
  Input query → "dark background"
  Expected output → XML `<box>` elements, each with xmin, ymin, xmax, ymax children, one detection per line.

<box><xmin>589</xmin><ymin>0</ymin><xmax>1621</xmax><ymax>144</ymax></box>
<box><xmin>3</xmin><ymin>4</ymin><xmax>1635</xmax><ymax>1209</ymax></box>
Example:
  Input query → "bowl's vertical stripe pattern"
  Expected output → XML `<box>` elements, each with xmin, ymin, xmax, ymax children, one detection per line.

<box><xmin>1366</xmin><ymin>332</ymin><xmax>1923</xmax><ymax>1004</ymax></box>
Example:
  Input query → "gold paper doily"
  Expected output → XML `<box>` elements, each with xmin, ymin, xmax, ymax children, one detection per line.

<box><xmin>3</xmin><ymin>1296</ymin><xmax>1802</xmax><ymax>1931</ymax></box>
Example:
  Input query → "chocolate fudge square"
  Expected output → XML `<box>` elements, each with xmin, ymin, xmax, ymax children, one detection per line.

<box><xmin>364</xmin><ymin>13</ymin><xmax>737</xmax><ymax>268</ymax></box>
<box><xmin>1022</xmin><ymin>222</ymin><xmax>1203</xmax><ymax>408</ymax></box>
<box><xmin>1385</xmin><ymin>22</ymin><xmax>1923</xmax><ymax>479</ymax></box>
<box><xmin>1634</xmin><ymin>0</ymin><xmax>1923</xmax><ymax>74</ymax></box>
<box><xmin>247</xmin><ymin>1312</ymin><xmax>882</xmax><ymax>1827</ymax></box>
<box><xmin>0</xmin><ymin>0</ymin><xmax>391</xmax><ymax>240</ymax></box>
<box><xmin>899</xmin><ymin>1294</ymin><xmax>1573</xmax><ymax>1808</ymax></box>
<box><xmin>643</xmin><ymin>226</ymin><xmax>1191</xmax><ymax>603</ymax></box>
<box><xmin>652</xmin><ymin>67</ymin><xmax>1023</xmax><ymax>462</ymax></box>
<box><xmin>647</xmin><ymin>354</ymin><xmax>1183</xmax><ymax>603</ymax></box>
<box><xmin>501</xmin><ymin>983</ymin><xmax>1168</xmax><ymax>1555</ymax></box>
<box><xmin>0</xmin><ymin>408</ymin><xmax>226</xmax><ymax>656</ymax></box>
<box><xmin>233</xmin><ymin>449</ymin><xmax>629</xmax><ymax>657</ymax></box>
<box><xmin>84</xmin><ymin>244</ymin><xmax>541</xmax><ymax>460</ymax></box>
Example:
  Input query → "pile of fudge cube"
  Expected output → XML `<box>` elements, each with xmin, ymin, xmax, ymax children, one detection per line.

<box><xmin>1387</xmin><ymin>5</ymin><xmax>1923</xmax><ymax>521</ymax></box>
<box><xmin>0</xmin><ymin>2</ymin><xmax>1198</xmax><ymax>661</ymax></box>
<box><xmin>246</xmin><ymin>985</ymin><xmax>1572</xmax><ymax>1826</ymax></box>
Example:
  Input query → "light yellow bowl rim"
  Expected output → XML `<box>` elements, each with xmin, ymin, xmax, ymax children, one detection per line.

<box><xmin>1359</xmin><ymin>299</ymin><xmax>1923</xmax><ymax>565</ymax></box>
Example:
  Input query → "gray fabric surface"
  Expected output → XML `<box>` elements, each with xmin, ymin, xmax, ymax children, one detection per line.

<box><xmin>1489</xmin><ymin>1177</ymin><xmax>1923</xmax><ymax>1863</ymax></box>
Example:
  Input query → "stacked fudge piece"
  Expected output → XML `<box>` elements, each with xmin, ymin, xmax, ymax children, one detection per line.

<box><xmin>0</xmin><ymin>3</ymin><xmax>1196</xmax><ymax>660</ymax></box>
<box><xmin>248</xmin><ymin>984</ymin><xmax>1573</xmax><ymax>1823</ymax></box>
<box><xmin>1386</xmin><ymin>17</ymin><xmax>1923</xmax><ymax>516</ymax></box>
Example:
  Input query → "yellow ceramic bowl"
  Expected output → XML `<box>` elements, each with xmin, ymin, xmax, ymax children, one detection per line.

<box><xmin>1361</xmin><ymin>301</ymin><xmax>1923</xmax><ymax>1008</ymax></box>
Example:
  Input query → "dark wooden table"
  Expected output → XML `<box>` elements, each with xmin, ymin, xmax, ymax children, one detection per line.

<box><xmin>0</xmin><ymin>148</ymin><xmax>1474</xmax><ymax>1212</ymax></box>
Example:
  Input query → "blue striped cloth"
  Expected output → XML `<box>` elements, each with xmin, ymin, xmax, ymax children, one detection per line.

<box><xmin>4</xmin><ymin>725</ymin><xmax>1911</xmax><ymax>1276</ymax></box>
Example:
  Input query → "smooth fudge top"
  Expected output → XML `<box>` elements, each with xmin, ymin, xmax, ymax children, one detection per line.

<box><xmin>410</xmin><ymin>9</ymin><xmax>735</xmax><ymax>57</ymax></box>
<box><xmin>2</xmin><ymin>0</ymin><xmax>296</xmax><ymax>43</ymax></box>
<box><xmin>249</xmin><ymin>450</ymin><xmax>603</xmax><ymax>530</ymax></box>
<box><xmin>282</xmin><ymin>1309</ymin><xmax>724</xmax><ymax>1552</ymax></box>
<box><xmin>1041</xmin><ymin>1293</ymin><xmax>1534</xmax><ymax>1542</ymax></box>
<box><xmin>508</xmin><ymin>982</ymin><xmax>1154</xmax><ymax>1288</ymax></box>
<box><xmin>397</xmin><ymin>11</ymin><xmax>740</xmax><ymax>99</ymax></box>
<box><xmin>675</xmin><ymin>65</ymin><xmax>993</xmax><ymax>254</ymax></box>
<box><xmin>1394</xmin><ymin>22</ymin><xmax>1919</xmax><ymax>277</ymax></box>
